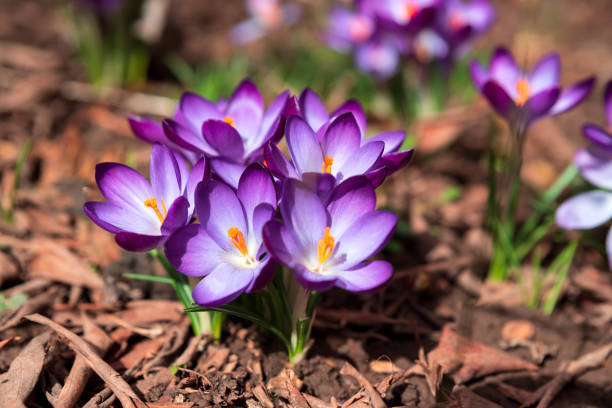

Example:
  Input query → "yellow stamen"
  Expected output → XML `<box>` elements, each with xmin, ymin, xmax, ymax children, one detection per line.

<box><xmin>317</xmin><ymin>227</ymin><xmax>335</xmax><ymax>265</ymax></box>
<box><xmin>223</xmin><ymin>116</ymin><xmax>235</xmax><ymax>128</ymax></box>
<box><xmin>515</xmin><ymin>78</ymin><xmax>531</xmax><ymax>106</ymax></box>
<box><xmin>144</xmin><ymin>197</ymin><xmax>167</xmax><ymax>223</ymax></box>
<box><xmin>228</xmin><ymin>227</ymin><xmax>248</xmax><ymax>257</ymax></box>
<box><xmin>321</xmin><ymin>156</ymin><xmax>334</xmax><ymax>174</ymax></box>
<box><xmin>404</xmin><ymin>2</ymin><xmax>418</xmax><ymax>21</ymax></box>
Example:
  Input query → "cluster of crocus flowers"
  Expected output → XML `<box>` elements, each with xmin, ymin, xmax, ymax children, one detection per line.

<box><xmin>325</xmin><ymin>0</ymin><xmax>495</xmax><ymax>79</ymax></box>
<box><xmin>556</xmin><ymin>81</ymin><xmax>612</xmax><ymax>266</ymax></box>
<box><xmin>84</xmin><ymin>80</ymin><xmax>411</xmax><ymax>355</ymax></box>
<box><xmin>470</xmin><ymin>48</ymin><xmax>595</xmax><ymax>134</ymax></box>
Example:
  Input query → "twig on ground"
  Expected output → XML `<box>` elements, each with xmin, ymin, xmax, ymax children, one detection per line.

<box><xmin>340</xmin><ymin>363</ymin><xmax>387</xmax><ymax>408</ymax></box>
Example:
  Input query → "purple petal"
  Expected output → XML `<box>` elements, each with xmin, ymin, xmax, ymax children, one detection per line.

<box><xmin>529</xmin><ymin>53</ymin><xmax>560</xmax><ymax>94</ymax></box>
<box><xmin>331</xmin><ymin>100</ymin><xmax>367</xmax><ymax>138</ymax></box>
<box><xmin>237</xmin><ymin>163</ymin><xmax>277</xmax><ymax>230</ymax></box>
<box><xmin>482</xmin><ymin>81</ymin><xmax>515</xmax><ymax>119</ymax></box>
<box><xmin>251</xmin><ymin>203</ymin><xmax>276</xmax><ymax>246</ymax></box>
<box><xmin>115</xmin><ymin>232</ymin><xmax>166</xmax><ymax>252</ymax></box>
<box><xmin>250</xmin><ymin>90</ymin><xmax>289</xmax><ymax>152</ymax></box>
<box><xmin>163</xmin><ymin>118</ymin><xmax>215</xmax><ymax>156</ymax></box>
<box><xmin>178</xmin><ymin>92</ymin><xmax>223</xmax><ymax>131</ymax></box>
<box><xmin>165</xmin><ymin>224</ymin><xmax>225</xmax><ymax>277</ymax></box>
<box><xmin>526</xmin><ymin>87</ymin><xmax>561</xmax><ymax>124</ymax></box>
<box><xmin>150</xmin><ymin>144</ymin><xmax>182</xmax><ymax>207</ymax></box>
<box><xmin>322</xmin><ymin>113</ymin><xmax>362</xmax><ymax>172</ymax></box>
<box><xmin>210</xmin><ymin>159</ymin><xmax>246</xmax><ymax>189</ymax></box>
<box><xmin>202</xmin><ymin>120</ymin><xmax>245</xmax><ymax>160</ymax></box>
<box><xmin>280</xmin><ymin>180</ymin><xmax>328</xmax><ymax>250</ymax></box>
<box><xmin>299</xmin><ymin>89</ymin><xmax>329</xmax><ymax>132</ymax></box>
<box><xmin>226</xmin><ymin>80</ymin><xmax>265</xmax><ymax>141</ymax></box>
<box><xmin>583</xmin><ymin>125</ymin><xmax>612</xmax><ymax>152</ymax></box>
<box><xmin>84</xmin><ymin>201</ymin><xmax>156</xmax><ymax>234</ymax></box>
<box><xmin>489</xmin><ymin>47</ymin><xmax>519</xmax><ymax>86</ymax></box>
<box><xmin>606</xmin><ymin>227</ymin><xmax>612</xmax><ymax>268</ymax></box>
<box><xmin>574</xmin><ymin>148</ymin><xmax>612</xmax><ymax>190</ymax></box>
<box><xmin>355</xmin><ymin>40</ymin><xmax>399</xmax><ymax>79</ymax></box>
<box><xmin>327</xmin><ymin>176</ymin><xmax>376</xmax><ymax>238</ymax></box>
<box><xmin>292</xmin><ymin>264</ymin><xmax>337</xmax><ymax>292</ymax></box>
<box><xmin>286</xmin><ymin>116</ymin><xmax>324</xmax><ymax>174</ymax></box>
<box><xmin>128</xmin><ymin>116</ymin><xmax>165</xmax><ymax>144</ymax></box>
<box><xmin>263</xmin><ymin>143</ymin><xmax>298</xmax><ymax>179</ymax></box>
<box><xmin>160</xmin><ymin>196</ymin><xmax>189</xmax><ymax>235</ymax></box>
<box><xmin>184</xmin><ymin>157</ymin><xmax>208</xmax><ymax>218</ymax></box>
<box><xmin>367</xmin><ymin>131</ymin><xmax>405</xmax><ymax>154</ymax></box>
<box><xmin>365</xmin><ymin>167</ymin><xmax>388</xmax><ymax>188</ymax></box>
<box><xmin>246</xmin><ymin>258</ymin><xmax>275</xmax><ymax>293</ymax></box>
<box><xmin>549</xmin><ymin>77</ymin><xmax>595</xmax><ymax>116</ymax></box>
<box><xmin>334</xmin><ymin>210</ymin><xmax>397</xmax><ymax>269</ymax></box>
<box><xmin>336</xmin><ymin>260</ymin><xmax>392</xmax><ymax>293</ymax></box>
<box><xmin>604</xmin><ymin>81</ymin><xmax>612</xmax><ymax>127</ymax></box>
<box><xmin>263</xmin><ymin>219</ymin><xmax>304</xmax><ymax>267</ymax></box>
<box><xmin>95</xmin><ymin>162</ymin><xmax>153</xmax><ymax>215</ymax></box>
<box><xmin>338</xmin><ymin>141</ymin><xmax>384</xmax><ymax>181</ymax></box>
<box><xmin>196</xmin><ymin>180</ymin><xmax>247</xmax><ymax>251</ymax></box>
<box><xmin>469</xmin><ymin>59</ymin><xmax>489</xmax><ymax>91</ymax></box>
<box><xmin>378</xmin><ymin>149</ymin><xmax>414</xmax><ymax>174</ymax></box>
<box><xmin>556</xmin><ymin>190</ymin><xmax>612</xmax><ymax>230</ymax></box>
<box><xmin>191</xmin><ymin>263</ymin><xmax>253</xmax><ymax>306</ymax></box>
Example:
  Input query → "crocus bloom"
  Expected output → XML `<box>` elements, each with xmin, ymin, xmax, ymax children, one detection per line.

<box><xmin>263</xmin><ymin>177</ymin><xmax>395</xmax><ymax>292</ymax></box>
<box><xmin>264</xmin><ymin>114</ymin><xmax>386</xmax><ymax>191</ymax></box>
<box><xmin>556</xmin><ymin>81</ymin><xmax>612</xmax><ymax>266</ymax></box>
<box><xmin>84</xmin><ymin>143</ymin><xmax>207</xmax><ymax>251</ymax></box>
<box><xmin>287</xmin><ymin>89</ymin><xmax>413</xmax><ymax>180</ymax></box>
<box><xmin>470</xmin><ymin>48</ymin><xmax>594</xmax><ymax>132</ymax></box>
<box><xmin>361</xmin><ymin>0</ymin><xmax>439</xmax><ymax>32</ymax></box>
<box><xmin>437</xmin><ymin>0</ymin><xmax>494</xmax><ymax>59</ymax></box>
<box><xmin>230</xmin><ymin>0</ymin><xmax>301</xmax><ymax>45</ymax></box>
<box><xmin>165</xmin><ymin>164</ymin><xmax>277</xmax><ymax>306</ymax></box>
<box><xmin>131</xmin><ymin>80</ymin><xmax>289</xmax><ymax>188</ymax></box>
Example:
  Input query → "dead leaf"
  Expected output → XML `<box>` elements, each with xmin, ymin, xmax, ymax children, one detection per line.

<box><xmin>0</xmin><ymin>331</ymin><xmax>50</xmax><ymax>408</ymax></box>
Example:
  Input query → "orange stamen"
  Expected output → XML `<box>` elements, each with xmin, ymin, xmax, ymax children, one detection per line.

<box><xmin>449</xmin><ymin>13</ymin><xmax>465</xmax><ymax>30</ymax></box>
<box><xmin>228</xmin><ymin>227</ymin><xmax>249</xmax><ymax>257</ymax></box>
<box><xmin>317</xmin><ymin>227</ymin><xmax>335</xmax><ymax>265</ymax></box>
<box><xmin>223</xmin><ymin>116</ymin><xmax>235</xmax><ymax>128</ymax></box>
<box><xmin>515</xmin><ymin>78</ymin><xmax>531</xmax><ymax>106</ymax></box>
<box><xmin>404</xmin><ymin>2</ymin><xmax>419</xmax><ymax>21</ymax></box>
<box><xmin>263</xmin><ymin>160</ymin><xmax>269</xmax><ymax>168</ymax></box>
<box><xmin>144</xmin><ymin>197</ymin><xmax>167</xmax><ymax>223</ymax></box>
<box><xmin>321</xmin><ymin>156</ymin><xmax>334</xmax><ymax>174</ymax></box>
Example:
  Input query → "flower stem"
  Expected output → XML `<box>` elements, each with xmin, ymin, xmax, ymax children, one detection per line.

<box><xmin>284</xmin><ymin>272</ymin><xmax>320</xmax><ymax>364</ymax></box>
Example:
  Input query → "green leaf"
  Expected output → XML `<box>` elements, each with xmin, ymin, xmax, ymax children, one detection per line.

<box><xmin>122</xmin><ymin>273</ymin><xmax>174</xmax><ymax>285</ymax></box>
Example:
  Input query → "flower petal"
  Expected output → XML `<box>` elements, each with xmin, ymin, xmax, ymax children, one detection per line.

<box><xmin>178</xmin><ymin>92</ymin><xmax>223</xmax><ymax>131</ymax></box>
<box><xmin>191</xmin><ymin>263</ymin><xmax>253</xmax><ymax>306</ymax></box>
<box><xmin>293</xmin><ymin>264</ymin><xmax>337</xmax><ymax>292</ymax></box>
<box><xmin>225</xmin><ymin>80</ymin><xmax>264</xmax><ymax>141</ymax></box>
<box><xmin>355</xmin><ymin>40</ymin><xmax>399</xmax><ymax>79</ymax></box>
<box><xmin>196</xmin><ymin>180</ymin><xmax>247</xmax><ymax>251</ymax></box>
<box><xmin>202</xmin><ymin>120</ymin><xmax>245</xmax><ymax>160</ymax></box>
<box><xmin>327</xmin><ymin>176</ymin><xmax>376</xmax><ymax>239</ymax></box>
<box><xmin>526</xmin><ymin>87</ymin><xmax>560</xmax><ymax>124</ymax></box>
<box><xmin>582</xmin><ymin>125</ymin><xmax>612</xmax><ymax>152</ymax></box>
<box><xmin>336</xmin><ymin>260</ymin><xmax>392</xmax><ymax>293</ymax></box>
<box><xmin>322</xmin><ymin>112</ymin><xmax>362</xmax><ymax>172</ymax></box>
<box><xmin>280</xmin><ymin>180</ymin><xmax>328</xmax><ymax>250</ymax></box>
<box><xmin>604</xmin><ymin>81</ymin><xmax>612</xmax><ymax>127</ymax></box>
<box><xmin>84</xmin><ymin>201</ymin><xmax>156</xmax><ymax>234</ymax></box>
<box><xmin>606</xmin><ymin>227</ymin><xmax>612</xmax><ymax>268</ymax></box>
<box><xmin>482</xmin><ymin>81</ymin><xmax>515</xmax><ymax>119</ymax></box>
<box><xmin>184</xmin><ymin>157</ymin><xmax>208</xmax><ymax>218</ymax></box>
<box><xmin>237</xmin><ymin>164</ymin><xmax>277</xmax><ymax>230</ymax></box>
<box><xmin>246</xmin><ymin>258</ymin><xmax>276</xmax><ymax>292</ymax></box>
<box><xmin>469</xmin><ymin>59</ymin><xmax>489</xmax><ymax>90</ymax></box>
<box><xmin>250</xmin><ymin>90</ymin><xmax>289</xmax><ymax>152</ymax></box>
<box><xmin>128</xmin><ymin>116</ymin><xmax>165</xmax><ymax>144</ymax></box>
<box><xmin>555</xmin><ymin>190</ymin><xmax>612</xmax><ymax>230</ymax></box>
<box><xmin>165</xmin><ymin>224</ymin><xmax>225</xmax><ymax>277</ymax></box>
<box><xmin>95</xmin><ymin>162</ymin><xmax>153</xmax><ymax>216</ymax></box>
<box><xmin>489</xmin><ymin>47</ymin><xmax>519</xmax><ymax>86</ymax></box>
<box><xmin>150</xmin><ymin>144</ymin><xmax>182</xmax><ymax>207</ymax></box>
<box><xmin>160</xmin><ymin>196</ymin><xmax>189</xmax><ymax>235</ymax></box>
<box><xmin>263</xmin><ymin>219</ymin><xmax>304</xmax><ymax>267</ymax></box>
<box><xmin>529</xmin><ymin>53</ymin><xmax>560</xmax><ymax>94</ymax></box>
<box><xmin>163</xmin><ymin>118</ymin><xmax>215</xmax><ymax>156</ymax></box>
<box><xmin>286</xmin><ymin>115</ymin><xmax>324</xmax><ymax>175</ymax></box>
<box><xmin>115</xmin><ymin>232</ymin><xmax>166</xmax><ymax>252</ymax></box>
<box><xmin>299</xmin><ymin>88</ymin><xmax>329</xmax><ymax>132</ymax></box>
<box><xmin>378</xmin><ymin>149</ymin><xmax>414</xmax><ymax>174</ymax></box>
<box><xmin>367</xmin><ymin>131</ymin><xmax>405</xmax><ymax>154</ymax></box>
<box><xmin>334</xmin><ymin>210</ymin><xmax>397</xmax><ymax>269</ymax></box>
<box><xmin>331</xmin><ymin>100</ymin><xmax>367</xmax><ymax>138</ymax></box>
<box><xmin>263</xmin><ymin>143</ymin><xmax>299</xmax><ymax>179</ymax></box>
<box><xmin>574</xmin><ymin>148</ymin><xmax>612</xmax><ymax>190</ymax></box>
<box><xmin>210</xmin><ymin>159</ymin><xmax>246</xmax><ymax>190</ymax></box>
<box><xmin>337</xmin><ymin>141</ymin><xmax>384</xmax><ymax>181</ymax></box>
<box><xmin>549</xmin><ymin>77</ymin><xmax>595</xmax><ymax>116</ymax></box>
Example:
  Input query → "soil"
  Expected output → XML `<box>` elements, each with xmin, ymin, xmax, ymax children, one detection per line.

<box><xmin>2</xmin><ymin>0</ymin><xmax>612</xmax><ymax>407</ymax></box>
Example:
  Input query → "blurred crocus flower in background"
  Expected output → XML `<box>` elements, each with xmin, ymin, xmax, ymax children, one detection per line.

<box><xmin>230</xmin><ymin>0</ymin><xmax>301</xmax><ymax>45</ymax></box>
<box><xmin>263</xmin><ymin>178</ymin><xmax>396</xmax><ymax>292</ymax></box>
<box><xmin>77</xmin><ymin>0</ymin><xmax>124</xmax><ymax>14</ymax></box>
<box><xmin>362</xmin><ymin>0</ymin><xmax>439</xmax><ymax>32</ymax></box>
<box><xmin>84</xmin><ymin>144</ymin><xmax>207</xmax><ymax>252</ymax></box>
<box><xmin>556</xmin><ymin>81</ymin><xmax>612</xmax><ymax>266</ymax></box>
<box><xmin>165</xmin><ymin>165</ymin><xmax>277</xmax><ymax>306</ymax></box>
<box><xmin>470</xmin><ymin>48</ymin><xmax>595</xmax><ymax>133</ymax></box>
<box><xmin>130</xmin><ymin>80</ymin><xmax>290</xmax><ymax>188</ymax></box>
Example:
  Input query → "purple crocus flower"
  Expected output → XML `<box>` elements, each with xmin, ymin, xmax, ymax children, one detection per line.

<box><xmin>271</xmin><ymin>89</ymin><xmax>413</xmax><ymax>182</ymax></box>
<box><xmin>361</xmin><ymin>0</ymin><xmax>439</xmax><ymax>32</ymax></box>
<box><xmin>130</xmin><ymin>80</ymin><xmax>289</xmax><ymax>188</ymax></box>
<box><xmin>84</xmin><ymin>143</ymin><xmax>207</xmax><ymax>251</ymax></box>
<box><xmin>437</xmin><ymin>0</ymin><xmax>494</xmax><ymax>59</ymax></box>
<box><xmin>470</xmin><ymin>48</ymin><xmax>595</xmax><ymax>132</ymax></box>
<box><xmin>165</xmin><ymin>164</ymin><xmax>277</xmax><ymax>306</ymax></box>
<box><xmin>230</xmin><ymin>0</ymin><xmax>301</xmax><ymax>45</ymax></box>
<box><xmin>556</xmin><ymin>81</ymin><xmax>612</xmax><ymax>266</ymax></box>
<box><xmin>262</xmin><ymin>177</ymin><xmax>395</xmax><ymax>292</ymax></box>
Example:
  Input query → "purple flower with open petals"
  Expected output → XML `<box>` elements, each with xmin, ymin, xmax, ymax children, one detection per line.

<box><xmin>165</xmin><ymin>164</ymin><xmax>277</xmax><ymax>306</ymax></box>
<box><xmin>470</xmin><ymin>48</ymin><xmax>594</xmax><ymax>132</ymax></box>
<box><xmin>556</xmin><ymin>81</ymin><xmax>612</xmax><ymax>267</ymax></box>
<box><xmin>270</xmin><ymin>89</ymin><xmax>413</xmax><ymax>184</ymax></box>
<box><xmin>130</xmin><ymin>80</ymin><xmax>289</xmax><ymax>188</ymax></box>
<box><xmin>84</xmin><ymin>143</ymin><xmax>207</xmax><ymax>252</ymax></box>
<box><xmin>263</xmin><ymin>177</ymin><xmax>395</xmax><ymax>292</ymax></box>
